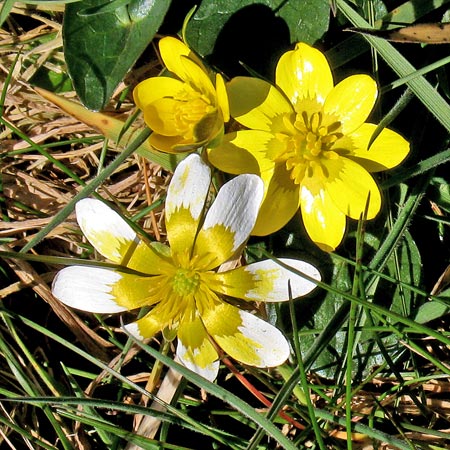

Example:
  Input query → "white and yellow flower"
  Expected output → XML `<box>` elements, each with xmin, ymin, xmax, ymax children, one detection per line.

<box><xmin>52</xmin><ymin>154</ymin><xmax>321</xmax><ymax>380</ymax></box>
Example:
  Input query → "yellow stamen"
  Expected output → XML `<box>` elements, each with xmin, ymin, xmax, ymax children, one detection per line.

<box><xmin>275</xmin><ymin>107</ymin><xmax>343</xmax><ymax>185</ymax></box>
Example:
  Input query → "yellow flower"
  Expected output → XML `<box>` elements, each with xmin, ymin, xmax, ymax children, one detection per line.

<box><xmin>133</xmin><ymin>37</ymin><xmax>229</xmax><ymax>153</ymax></box>
<box><xmin>208</xmin><ymin>43</ymin><xmax>410</xmax><ymax>251</ymax></box>
<box><xmin>52</xmin><ymin>154</ymin><xmax>321</xmax><ymax>381</ymax></box>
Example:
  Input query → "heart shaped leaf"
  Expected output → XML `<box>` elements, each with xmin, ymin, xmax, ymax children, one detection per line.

<box><xmin>63</xmin><ymin>0</ymin><xmax>170</xmax><ymax>110</ymax></box>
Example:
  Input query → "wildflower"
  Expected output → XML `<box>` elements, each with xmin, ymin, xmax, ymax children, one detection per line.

<box><xmin>52</xmin><ymin>154</ymin><xmax>321</xmax><ymax>381</ymax></box>
<box><xmin>133</xmin><ymin>37</ymin><xmax>229</xmax><ymax>153</ymax></box>
<box><xmin>208</xmin><ymin>43</ymin><xmax>410</xmax><ymax>251</ymax></box>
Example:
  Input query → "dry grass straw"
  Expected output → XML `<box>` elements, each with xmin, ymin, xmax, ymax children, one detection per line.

<box><xmin>0</xmin><ymin>4</ymin><xmax>169</xmax><ymax>374</ymax></box>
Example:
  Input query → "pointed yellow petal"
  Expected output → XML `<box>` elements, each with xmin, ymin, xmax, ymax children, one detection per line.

<box><xmin>166</xmin><ymin>154</ymin><xmax>210</xmax><ymax>255</ymax></box>
<box><xmin>322</xmin><ymin>157</ymin><xmax>381</xmax><ymax>219</ymax></box>
<box><xmin>216</xmin><ymin>73</ymin><xmax>230</xmax><ymax>122</ymax></box>
<box><xmin>348</xmin><ymin>123</ymin><xmax>410</xmax><ymax>172</ymax></box>
<box><xmin>227</xmin><ymin>77</ymin><xmax>293</xmax><ymax>131</ymax></box>
<box><xmin>194</xmin><ymin>174</ymin><xmax>263</xmax><ymax>269</ymax></box>
<box><xmin>177</xmin><ymin>315</ymin><xmax>219</xmax><ymax>381</ymax></box>
<box><xmin>52</xmin><ymin>266</ymin><xmax>154</xmax><ymax>313</ymax></box>
<box><xmin>300</xmin><ymin>178</ymin><xmax>347</xmax><ymax>252</ymax></box>
<box><xmin>178</xmin><ymin>56</ymin><xmax>216</xmax><ymax>99</ymax></box>
<box><xmin>324</xmin><ymin>75</ymin><xmax>378</xmax><ymax>134</ymax></box>
<box><xmin>203</xmin><ymin>302</ymin><xmax>289</xmax><ymax>367</ymax></box>
<box><xmin>276</xmin><ymin>42</ymin><xmax>333</xmax><ymax>107</ymax></box>
<box><xmin>212</xmin><ymin>258</ymin><xmax>320</xmax><ymax>301</ymax></box>
<box><xmin>252</xmin><ymin>165</ymin><xmax>300</xmax><ymax>236</ymax></box>
<box><xmin>159</xmin><ymin>36</ymin><xmax>207</xmax><ymax>80</ymax></box>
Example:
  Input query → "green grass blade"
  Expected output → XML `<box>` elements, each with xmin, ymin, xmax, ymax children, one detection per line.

<box><xmin>337</xmin><ymin>0</ymin><xmax>450</xmax><ymax>132</ymax></box>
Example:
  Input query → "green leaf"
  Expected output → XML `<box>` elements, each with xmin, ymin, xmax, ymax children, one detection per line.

<box><xmin>30</xmin><ymin>68</ymin><xmax>73</xmax><ymax>93</ymax></box>
<box><xmin>63</xmin><ymin>0</ymin><xmax>171</xmax><ymax>110</ymax></box>
<box><xmin>185</xmin><ymin>0</ymin><xmax>329</xmax><ymax>78</ymax></box>
<box><xmin>415</xmin><ymin>298</ymin><xmax>449</xmax><ymax>324</ymax></box>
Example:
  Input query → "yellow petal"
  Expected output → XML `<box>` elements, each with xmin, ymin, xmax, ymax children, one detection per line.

<box><xmin>321</xmin><ymin>157</ymin><xmax>382</xmax><ymax>219</ymax></box>
<box><xmin>144</xmin><ymin>97</ymin><xmax>183</xmax><ymax>136</ymax></box>
<box><xmin>212</xmin><ymin>258</ymin><xmax>320</xmax><ymax>301</ymax></box>
<box><xmin>276</xmin><ymin>42</ymin><xmax>334</xmax><ymax>106</ymax></box>
<box><xmin>127</xmin><ymin>241</ymin><xmax>173</xmax><ymax>274</ymax></box>
<box><xmin>252</xmin><ymin>165</ymin><xmax>300</xmax><ymax>236</ymax></box>
<box><xmin>177</xmin><ymin>314</ymin><xmax>219</xmax><ymax>381</ymax></box>
<box><xmin>192</xmin><ymin>108</ymin><xmax>223</xmax><ymax>144</ymax></box>
<box><xmin>202</xmin><ymin>302</ymin><xmax>289</xmax><ymax>367</ymax></box>
<box><xmin>178</xmin><ymin>56</ymin><xmax>216</xmax><ymax>99</ymax></box>
<box><xmin>208</xmin><ymin>130</ymin><xmax>278</xmax><ymax>175</ymax></box>
<box><xmin>194</xmin><ymin>174</ymin><xmax>263</xmax><ymax>270</ymax></box>
<box><xmin>347</xmin><ymin>123</ymin><xmax>410</xmax><ymax>172</ymax></box>
<box><xmin>133</xmin><ymin>76</ymin><xmax>184</xmax><ymax>111</ymax></box>
<box><xmin>216</xmin><ymin>73</ymin><xmax>230</xmax><ymax>122</ymax></box>
<box><xmin>159</xmin><ymin>36</ymin><xmax>207</xmax><ymax>80</ymax></box>
<box><xmin>324</xmin><ymin>75</ymin><xmax>378</xmax><ymax>134</ymax></box>
<box><xmin>52</xmin><ymin>266</ymin><xmax>156</xmax><ymax>313</ymax></box>
<box><xmin>124</xmin><ymin>310</ymin><xmax>167</xmax><ymax>339</ymax></box>
<box><xmin>299</xmin><ymin>180</ymin><xmax>346</xmax><ymax>252</ymax></box>
<box><xmin>227</xmin><ymin>77</ymin><xmax>293</xmax><ymax>131</ymax></box>
<box><xmin>149</xmin><ymin>133</ymin><xmax>188</xmax><ymax>153</ymax></box>
<box><xmin>166</xmin><ymin>154</ymin><xmax>210</xmax><ymax>256</ymax></box>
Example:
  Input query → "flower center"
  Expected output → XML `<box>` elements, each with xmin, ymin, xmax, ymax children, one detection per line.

<box><xmin>276</xmin><ymin>110</ymin><xmax>343</xmax><ymax>184</ymax></box>
<box><xmin>174</xmin><ymin>89</ymin><xmax>215</xmax><ymax>140</ymax></box>
<box><xmin>172</xmin><ymin>268</ymin><xmax>201</xmax><ymax>296</ymax></box>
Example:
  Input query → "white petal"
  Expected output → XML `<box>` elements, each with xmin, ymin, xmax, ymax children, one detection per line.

<box><xmin>165</xmin><ymin>153</ymin><xmax>211</xmax><ymax>254</ymax></box>
<box><xmin>176</xmin><ymin>339</ymin><xmax>219</xmax><ymax>382</ymax></box>
<box><xmin>245</xmin><ymin>258</ymin><xmax>321</xmax><ymax>301</ymax></box>
<box><xmin>201</xmin><ymin>174</ymin><xmax>263</xmax><ymax>252</ymax></box>
<box><xmin>165</xmin><ymin>153</ymin><xmax>211</xmax><ymax>223</ymax></box>
<box><xmin>208</xmin><ymin>307</ymin><xmax>290</xmax><ymax>368</ymax></box>
<box><xmin>76</xmin><ymin>198</ymin><xmax>138</xmax><ymax>262</ymax></box>
<box><xmin>123</xmin><ymin>322</ymin><xmax>143</xmax><ymax>340</ymax></box>
<box><xmin>52</xmin><ymin>266</ymin><xmax>127</xmax><ymax>313</ymax></box>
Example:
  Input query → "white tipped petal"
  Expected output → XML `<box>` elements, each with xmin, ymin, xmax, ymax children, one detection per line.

<box><xmin>203</xmin><ymin>303</ymin><xmax>290</xmax><ymax>368</ymax></box>
<box><xmin>176</xmin><ymin>340</ymin><xmax>220</xmax><ymax>382</ymax></box>
<box><xmin>212</xmin><ymin>258</ymin><xmax>321</xmax><ymax>302</ymax></box>
<box><xmin>245</xmin><ymin>258</ymin><xmax>320</xmax><ymax>300</ymax></box>
<box><xmin>194</xmin><ymin>174</ymin><xmax>264</xmax><ymax>269</ymax></box>
<box><xmin>76</xmin><ymin>199</ymin><xmax>138</xmax><ymax>263</ymax></box>
<box><xmin>123</xmin><ymin>311</ymin><xmax>166</xmax><ymax>340</ymax></box>
<box><xmin>165</xmin><ymin>153</ymin><xmax>211</xmax><ymax>254</ymax></box>
<box><xmin>176</xmin><ymin>314</ymin><xmax>220</xmax><ymax>381</ymax></box>
<box><xmin>123</xmin><ymin>322</ymin><xmax>143</xmax><ymax>340</ymax></box>
<box><xmin>52</xmin><ymin>266</ymin><xmax>127</xmax><ymax>313</ymax></box>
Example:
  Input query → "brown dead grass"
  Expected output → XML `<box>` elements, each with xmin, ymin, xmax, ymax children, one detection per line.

<box><xmin>0</xmin><ymin>3</ymin><xmax>169</xmax><ymax>371</ymax></box>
